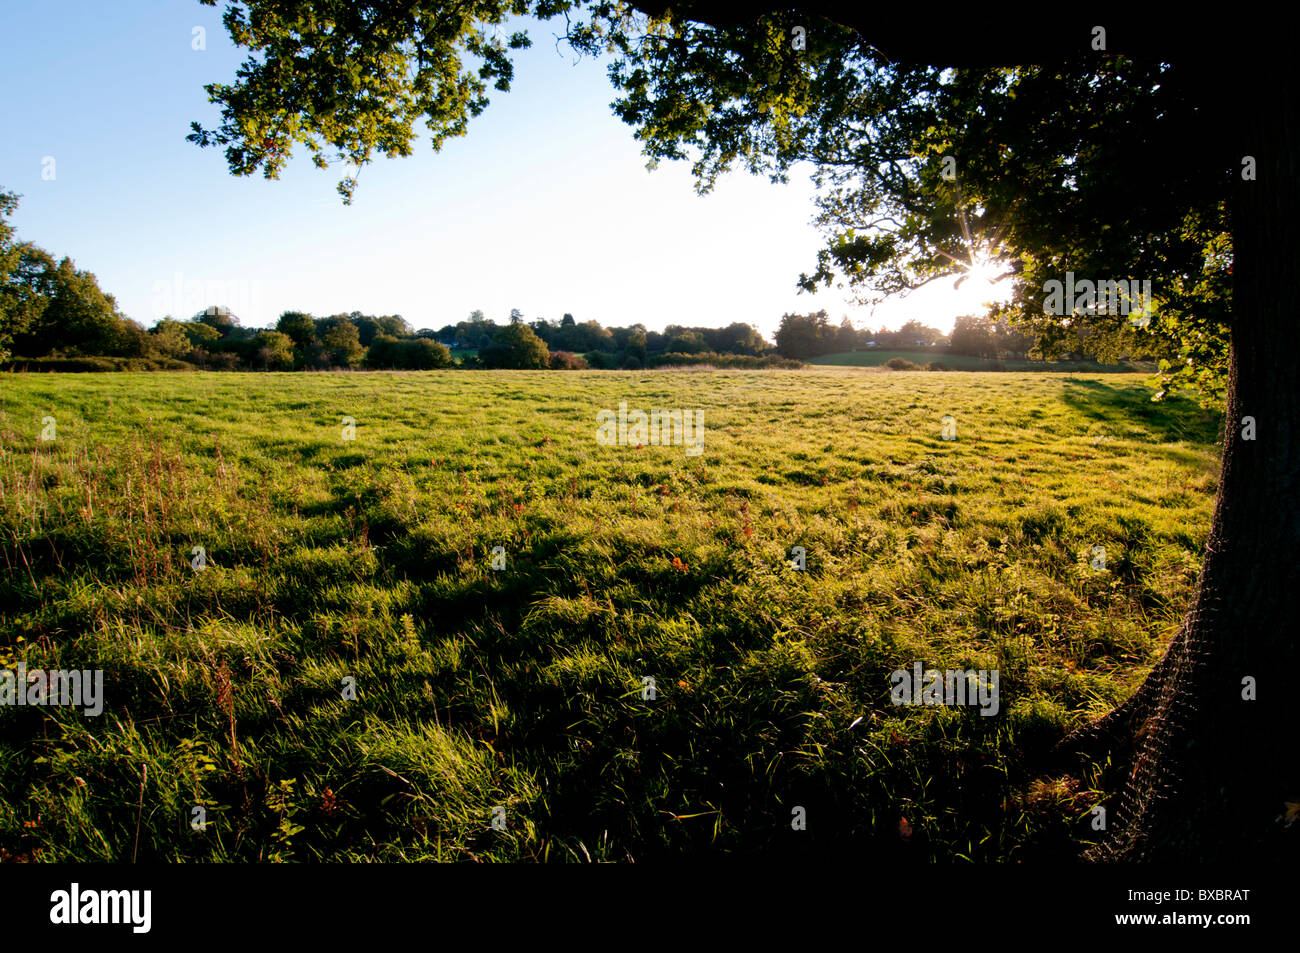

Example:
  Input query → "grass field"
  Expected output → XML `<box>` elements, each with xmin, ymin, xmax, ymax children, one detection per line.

<box><xmin>811</xmin><ymin>349</ymin><xmax>1153</xmax><ymax>372</ymax></box>
<box><xmin>0</xmin><ymin>369</ymin><xmax>1222</xmax><ymax>861</ymax></box>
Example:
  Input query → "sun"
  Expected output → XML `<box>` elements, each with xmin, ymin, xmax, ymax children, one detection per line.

<box><xmin>952</xmin><ymin>256</ymin><xmax>1013</xmax><ymax>314</ymax></box>
<box><xmin>963</xmin><ymin>258</ymin><xmax>1003</xmax><ymax>288</ymax></box>
<box><xmin>866</xmin><ymin>253</ymin><xmax>1016</xmax><ymax>334</ymax></box>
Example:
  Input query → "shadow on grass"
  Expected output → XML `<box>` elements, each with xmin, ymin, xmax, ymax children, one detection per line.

<box><xmin>1061</xmin><ymin>379</ymin><xmax>1220</xmax><ymax>445</ymax></box>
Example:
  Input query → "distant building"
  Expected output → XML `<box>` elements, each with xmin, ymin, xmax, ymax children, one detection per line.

<box><xmin>196</xmin><ymin>305</ymin><xmax>239</xmax><ymax>327</ymax></box>
<box><xmin>865</xmin><ymin>340</ymin><xmax>880</xmax><ymax>349</ymax></box>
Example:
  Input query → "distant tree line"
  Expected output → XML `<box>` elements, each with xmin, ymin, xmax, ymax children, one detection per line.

<box><xmin>434</xmin><ymin>310</ymin><xmax>783</xmax><ymax>370</ymax></box>
<box><xmin>773</xmin><ymin>309</ymin><xmax>1144</xmax><ymax>362</ymax></box>
<box><xmin>774</xmin><ymin>310</ymin><xmax>947</xmax><ymax>359</ymax></box>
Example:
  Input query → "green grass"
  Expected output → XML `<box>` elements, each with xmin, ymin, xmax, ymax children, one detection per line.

<box><xmin>0</xmin><ymin>368</ymin><xmax>1221</xmax><ymax>861</ymax></box>
<box><xmin>811</xmin><ymin>349</ymin><xmax>1153</xmax><ymax>372</ymax></box>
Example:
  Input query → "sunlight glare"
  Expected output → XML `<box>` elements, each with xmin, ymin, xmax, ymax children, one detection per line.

<box><xmin>952</xmin><ymin>256</ymin><xmax>1014</xmax><ymax>317</ymax></box>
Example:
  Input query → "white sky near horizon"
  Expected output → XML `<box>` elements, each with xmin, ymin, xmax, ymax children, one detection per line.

<box><xmin>0</xmin><ymin>2</ymin><xmax>1011</xmax><ymax>343</ymax></box>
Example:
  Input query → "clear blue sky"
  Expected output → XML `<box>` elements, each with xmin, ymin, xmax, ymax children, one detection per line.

<box><xmin>0</xmin><ymin>1</ymin><xmax>1005</xmax><ymax>339</ymax></box>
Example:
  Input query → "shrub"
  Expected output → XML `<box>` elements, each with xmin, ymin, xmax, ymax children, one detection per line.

<box><xmin>886</xmin><ymin>357</ymin><xmax>920</xmax><ymax>370</ymax></box>
<box><xmin>404</xmin><ymin>338</ymin><xmax>453</xmax><ymax>369</ymax></box>
<box><xmin>756</xmin><ymin>354</ymin><xmax>805</xmax><ymax>369</ymax></box>
<box><xmin>0</xmin><ymin>356</ymin><xmax>188</xmax><ymax>372</ymax></box>
<box><xmin>644</xmin><ymin>351</ymin><xmax>803</xmax><ymax>369</ymax></box>
<box><xmin>365</xmin><ymin>334</ymin><xmax>399</xmax><ymax>368</ymax></box>
<box><xmin>302</xmin><ymin>343</ymin><xmax>333</xmax><ymax>370</ymax></box>
<box><xmin>370</xmin><ymin>336</ymin><xmax>454</xmax><ymax>370</ymax></box>
<box><xmin>254</xmin><ymin>330</ymin><xmax>295</xmax><ymax>369</ymax></box>
<box><xmin>927</xmin><ymin>361</ymin><xmax>949</xmax><ymax>371</ymax></box>
<box><xmin>548</xmin><ymin>350</ymin><xmax>588</xmax><ymax>370</ymax></box>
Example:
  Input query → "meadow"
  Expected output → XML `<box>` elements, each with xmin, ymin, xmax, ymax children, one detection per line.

<box><xmin>0</xmin><ymin>368</ymin><xmax>1221</xmax><ymax>861</ymax></box>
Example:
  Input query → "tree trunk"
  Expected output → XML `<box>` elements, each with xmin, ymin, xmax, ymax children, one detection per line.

<box><xmin>1063</xmin><ymin>62</ymin><xmax>1300</xmax><ymax>861</ymax></box>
